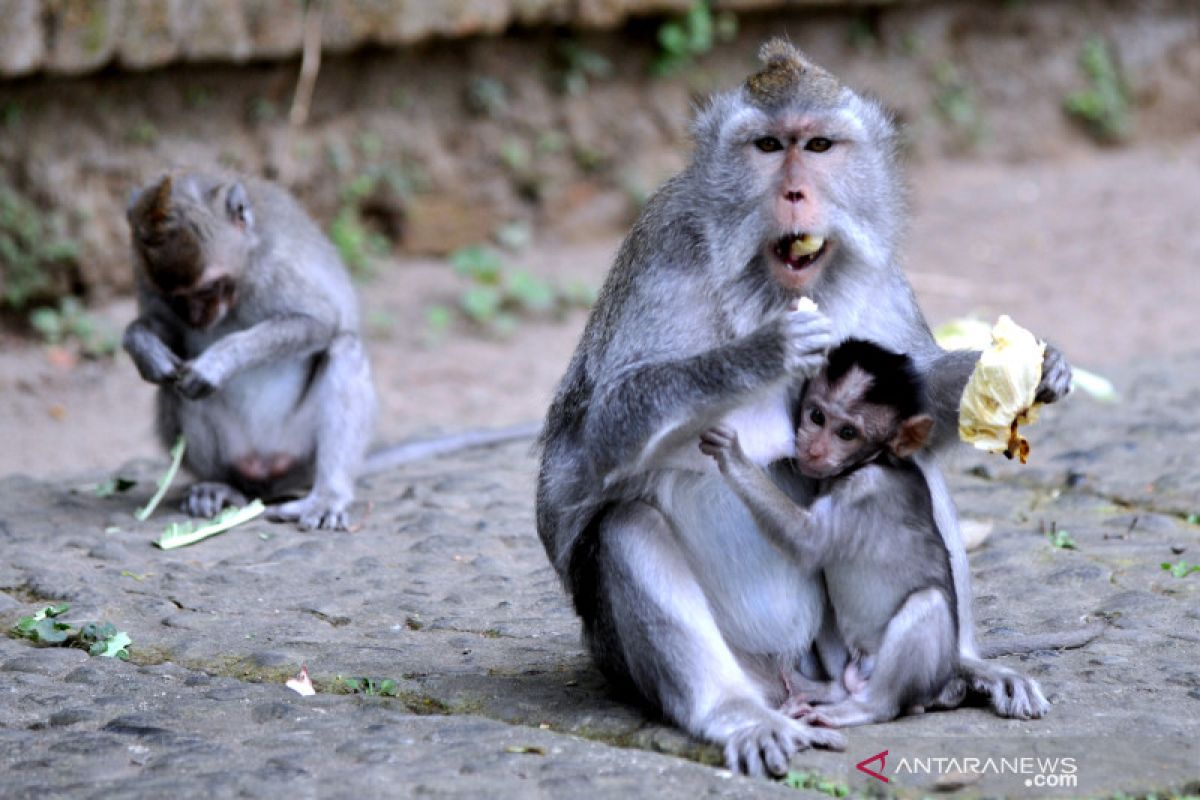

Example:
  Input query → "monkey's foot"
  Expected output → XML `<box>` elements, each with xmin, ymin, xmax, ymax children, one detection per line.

<box><xmin>778</xmin><ymin>697</ymin><xmax>814</xmax><ymax>718</ymax></box>
<box><xmin>801</xmin><ymin>700</ymin><xmax>883</xmax><ymax>729</ymax></box>
<box><xmin>721</xmin><ymin>708</ymin><xmax>845</xmax><ymax>777</ymax></box>
<box><xmin>963</xmin><ymin>658</ymin><xmax>1048</xmax><ymax>720</ymax></box>
<box><xmin>268</xmin><ymin>493</ymin><xmax>351</xmax><ymax>531</ymax></box>
<box><xmin>183</xmin><ymin>482</ymin><xmax>248</xmax><ymax>518</ymax></box>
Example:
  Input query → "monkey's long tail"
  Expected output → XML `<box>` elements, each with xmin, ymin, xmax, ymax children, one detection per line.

<box><xmin>362</xmin><ymin>421</ymin><xmax>542</xmax><ymax>474</ymax></box>
<box><xmin>978</xmin><ymin>621</ymin><xmax>1106</xmax><ymax>658</ymax></box>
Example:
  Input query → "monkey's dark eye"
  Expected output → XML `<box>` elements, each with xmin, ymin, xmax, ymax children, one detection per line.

<box><xmin>837</xmin><ymin>425</ymin><xmax>858</xmax><ymax>441</ymax></box>
<box><xmin>754</xmin><ymin>136</ymin><xmax>784</xmax><ymax>153</ymax></box>
<box><xmin>809</xmin><ymin>407</ymin><xmax>825</xmax><ymax>427</ymax></box>
<box><xmin>805</xmin><ymin>137</ymin><xmax>833</xmax><ymax>153</ymax></box>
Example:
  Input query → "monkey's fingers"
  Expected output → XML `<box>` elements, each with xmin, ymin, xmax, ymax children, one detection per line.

<box><xmin>182</xmin><ymin>483</ymin><xmax>248</xmax><ymax>519</ymax></box>
<box><xmin>1035</xmin><ymin>344</ymin><xmax>1073</xmax><ymax>405</ymax></box>
<box><xmin>698</xmin><ymin>427</ymin><xmax>737</xmax><ymax>451</ymax></box>
<box><xmin>175</xmin><ymin>364</ymin><xmax>218</xmax><ymax>400</ymax></box>
<box><xmin>792</xmin><ymin>720</ymin><xmax>846</xmax><ymax>750</ymax></box>
<box><xmin>269</xmin><ymin>495</ymin><xmax>351</xmax><ymax>531</ymax></box>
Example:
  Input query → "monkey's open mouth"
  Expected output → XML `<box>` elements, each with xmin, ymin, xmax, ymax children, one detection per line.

<box><xmin>773</xmin><ymin>233</ymin><xmax>828</xmax><ymax>271</ymax></box>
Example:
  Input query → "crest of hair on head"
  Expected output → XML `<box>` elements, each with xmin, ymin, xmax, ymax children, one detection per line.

<box><xmin>825</xmin><ymin>338</ymin><xmax>925</xmax><ymax>421</ymax></box>
<box><xmin>745</xmin><ymin>37</ymin><xmax>843</xmax><ymax>108</ymax></box>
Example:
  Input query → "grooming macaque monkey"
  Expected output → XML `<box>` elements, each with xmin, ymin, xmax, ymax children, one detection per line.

<box><xmin>701</xmin><ymin>340</ymin><xmax>965</xmax><ymax>728</ymax></box>
<box><xmin>537</xmin><ymin>40</ymin><xmax>1072</xmax><ymax>776</ymax></box>
<box><xmin>123</xmin><ymin>172</ymin><xmax>375</xmax><ymax>530</ymax></box>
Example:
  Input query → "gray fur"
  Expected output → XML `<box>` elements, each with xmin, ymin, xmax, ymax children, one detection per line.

<box><xmin>123</xmin><ymin>171</ymin><xmax>375</xmax><ymax>531</ymax></box>
<box><xmin>700</xmin><ymin>421</ymin><xmax>958</xmax><ymax>727</ymax></box>
<box><xmin>536</xmin><ymin>49</ymin><xmax>1072</xmax><ymax>774</ymax></box>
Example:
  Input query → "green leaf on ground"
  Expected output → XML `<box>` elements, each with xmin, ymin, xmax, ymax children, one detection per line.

<box><xmin>134</xmin><ymin>435</ymin><xmax>186</xmax><ymax>521</ymax></box>
<box><xmin>1161</xmin><ymin>560</ymin><xmax>1200</xmax><ymax>578</ymax></box>
<box><xmin>95</xmin><ymin>477</ymin><xmax>137</xmax><ymax>497</ymax></box>
<box><xmin>154</xmin><ymin>498</ymin><xmax>266</xmax><ymax>550</ymax></box>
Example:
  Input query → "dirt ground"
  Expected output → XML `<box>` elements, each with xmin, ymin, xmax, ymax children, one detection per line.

<box><xmin>2</xmin><ymin>135</ymin><xmax>1199</xmax><ymax>479</ymax></box>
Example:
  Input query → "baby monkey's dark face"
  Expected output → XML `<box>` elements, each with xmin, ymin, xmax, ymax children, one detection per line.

<box><xmin>165</xmin><ymin>275</ymin><xmax>237</xmax><ymax>330</ymax></box>
<box><xmin>794</xmin><ymin>367</ymin><xmax>898</xmax><ymax>479</ymax></box>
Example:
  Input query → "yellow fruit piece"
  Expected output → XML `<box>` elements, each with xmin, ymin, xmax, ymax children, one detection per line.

<box><xmin>958</xmin><ymin>315</ymin><xmax>1045</xmax><ymax>463</ymax></box>
<box><xmin>790</xmin><ymin>234</ymin><xmax>825</xmax><ymax>258</ymax></box>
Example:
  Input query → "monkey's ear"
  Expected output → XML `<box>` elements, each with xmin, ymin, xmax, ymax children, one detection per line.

<box><xmin>225</xmin><ymin>182</ymin><xmax>254</xmax><ymax>230</ymax></box>
<box><xmin>891</xmin><ymin>414</ymin><xmax>934</xmax><ymax>458</ymax></box>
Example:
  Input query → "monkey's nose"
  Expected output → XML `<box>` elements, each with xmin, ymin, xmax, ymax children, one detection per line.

<box><xmin>785</xmin><ymin>190</ymin><xmax>804</xmax><ymax>203</ymax></box>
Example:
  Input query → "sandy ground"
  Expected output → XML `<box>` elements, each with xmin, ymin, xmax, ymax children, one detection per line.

<box><xmin>3</xmin><ymin>137</ymin><xmax>1199</xmax><ymax>478</ymax></box>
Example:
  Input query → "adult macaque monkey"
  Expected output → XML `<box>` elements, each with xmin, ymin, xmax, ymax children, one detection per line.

<box><xmin>536</xmin><ymin>41</ymin><xmax>1072</xmax><ymax>776</ymax></box>
<box><xmin>123</xmin><ymin>171</ymin><xmax>375</xmax><ymax>530</ymax></box>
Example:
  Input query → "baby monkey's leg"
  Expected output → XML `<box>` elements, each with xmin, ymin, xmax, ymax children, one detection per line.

<box><xmin>804</xmin><ymin>588</ymin><xmax>955</xmax><ymax>728</ymax></box>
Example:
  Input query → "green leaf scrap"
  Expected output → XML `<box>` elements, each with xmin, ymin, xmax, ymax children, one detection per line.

<box><xmin>154</xmin><ymin>498</ymin><xmax>266</xmax><ymax>550</ymax></box>
<box><xmin>95</xmin><ymin>477</ymin><xmax>137</xmax><ymax>497</ymax></box>
<box><xmin>1161</xmin><ymin>560</ymin><xmax>1200</xmax><ymax>579</ymax></box>
<box><xmin>135</xmin><ymin>435</ymin><xmax>186</xmax><ymax>521</ymax></box>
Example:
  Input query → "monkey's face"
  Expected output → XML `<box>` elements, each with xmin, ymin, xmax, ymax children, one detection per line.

<box><xmin>745</xmin><ymin>111</ymin><xmax>867</xmax><ymax>293</ymax></box>
<box><xmin>166</xmin><ymin>275</ymin><xmax>237</xmax><ymax>330</ymax></box>
<box><xmin>129</xmin><ymin>175</ymin><xmax>252</xmax><ymax>330</ymax></box>
<box><xmin>698</xmin><ymin>82</ymin><xmax>901</xmax><ymax>293</ymax></box>
<box><xmin>794</xmin><ymin>370</ymin><xmax>896</xmax><ymax>479</ymax></box>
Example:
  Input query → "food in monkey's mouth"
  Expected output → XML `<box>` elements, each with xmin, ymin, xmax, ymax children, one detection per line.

<box><xmin>774</xmin><ymin>233</ymin><xmax>827</xmax><ymax>270</ymax></box>
<box><xmin>958</xmin><ymin>315</ymin><xmax>1045</xmax><ymax>464</ymax></box>
<box><xmin>794</xmin><ymin>296</ymin><xmax>819</xmax><ymax>313</ymax></box>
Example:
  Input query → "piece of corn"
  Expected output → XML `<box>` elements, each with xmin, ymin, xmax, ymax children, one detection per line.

<box><xmin>789</xmin><ymin>234</ymin><xmax>825</xmax><ymax>259</ymax></box>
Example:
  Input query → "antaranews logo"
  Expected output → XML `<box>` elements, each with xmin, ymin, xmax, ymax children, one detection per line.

<box><xmin>855</xmin><ymin>749</ymin><xmax>1079</xmax><ymax>789</ymax></box>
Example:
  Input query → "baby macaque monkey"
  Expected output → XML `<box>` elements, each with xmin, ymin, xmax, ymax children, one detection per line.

<box><xmin>700</xmin><ymin>339</ymin><xmax>963</xmax><ymax>727</ymax></box>
<box><xmin>123</xmin><ymin>172</ymin><xmax>375</xmax><ymax>530</ymax></box>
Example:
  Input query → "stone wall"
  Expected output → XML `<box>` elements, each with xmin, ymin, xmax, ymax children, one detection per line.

<box><xmin>0</xmin><ymin>0</ymin><xmax>901</xmax><ymax>78</ymax></box>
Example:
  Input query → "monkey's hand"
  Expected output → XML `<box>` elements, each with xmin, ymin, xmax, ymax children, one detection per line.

<box><xmin>123</xmin><ymin>327</ymin><xmax>183</xmax><ymax>385</ymax></box>
<box><xmin>175</xmin><ymin>360</ymin><xmax>220</xmax><ymax>400</ymax></box>
<box><xmin>699</xmin><ymin>426</ymin><xmax>749</xmax><ymax>474</ymax></box>
<box><xmin>134</xmin><ymin>348</ymin><xmax>183</xmax><ymax>386</ymax></box>
<box><xmin>775</xmin><ymin>308</ymin><xmax>834</xmax><ymax>378</ymax></box>
<box><xmin>1035</xmin><ymin>343</ymin><xmax>1073</xmax><ymax>405</ymax></box>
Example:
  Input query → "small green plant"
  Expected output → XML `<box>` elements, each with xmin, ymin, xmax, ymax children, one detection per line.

<box><xmin>466</xmin><ymin>76</ymin><xmax>508</xmax><ymax>117</ymax></box>
<box><xmin>329</xmin><ymin>175</ymin><xmax>391</xmax><ymax>278</ymax></box>
<box><xmin>28</xmin><ymin>297</ymin><xmax>119</xmax><ymax>358</ymax></box>
<box><xmin>0</xmin><ymin>181</ymin><xmax>80</xmax><ymax>312</ymax></box>
<box><xmin>553</xmin><ymin>41</ymin><xmax>613</xmax><ymax>96</ymax></box>
<box><xmin>653</xmin><ymin>1</ymin><xmax>737</xmax><ymax>77</ymax></box>
<box><xmin>932</xmin><ymin>61</ymin><xmax>986</xmax><ymax>149</ymax></box>
<box><xmin>126</xmin><ymin>120</ymin><xmax>159</xmax><ymax>147</ymax></box>
<box><xmin>2</xmin><ymin>102</ymin><xmax>21</xmax><ymax>130</ymax></box>
<box><xmin>783</xmin><ymin>770</ymin><xmax>850</xmax><ymax>797</ymax></box>
<box><xmin>1045</xmin><ymin>522</ymin><xmax>1077</xmax><ymax>550</ymax></box>
<box><xmin>249</xmin><ymin>96</ymin><xmax>279</xmax><ymax>124</ymax></box>
<box><xmin>93</xmin><ymin>477</ymin><xmax>137</xmax><ymax>497</ymax></box>
<box><xmin>1064</xmin><ymin>36</ymin><xmax>1132</xmax><ymax>143</ymax></box>
<box><xmin>1161</xmin><ymin>561</ymin><xmax>1200</xmax><ymax>579</ymax></box>
<box><xmin>10</xmin><ymin>604</ymin><xmax>131</xmax><ymax>660</ymax></box>
<box><xmin>339</xmin><ymin>676</ymin><xmax>400</xmax><ymax>696</ymax></box>
<box><xmin>433</xmin><ymin>245</ymin><xmax>594</xmax><ymax>337</ymax></box>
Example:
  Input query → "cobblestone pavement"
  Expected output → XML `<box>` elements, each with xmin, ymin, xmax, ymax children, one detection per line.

<box><xmin>1</xmin><ymin>355</ymin><xmax>1198</xmax><ymax>799</ymax></box>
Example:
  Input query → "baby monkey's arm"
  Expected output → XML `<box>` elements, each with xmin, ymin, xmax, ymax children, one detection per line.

<box><xmin>699</xmin><ymin>426</ymin><xmax>830</xmax><ymax>565</ymax></box>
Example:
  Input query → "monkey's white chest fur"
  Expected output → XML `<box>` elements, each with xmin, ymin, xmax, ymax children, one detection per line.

<box><xmin>650</xmin><ymin>385</ymin><xmax>822</xmax><ymax>656</ymax></box>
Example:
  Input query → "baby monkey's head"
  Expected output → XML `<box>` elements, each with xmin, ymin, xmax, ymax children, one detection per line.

<box><xmin>795</xmin><ymin>339</ymin><xmax>933</xmax><ymax>479</ymax></box>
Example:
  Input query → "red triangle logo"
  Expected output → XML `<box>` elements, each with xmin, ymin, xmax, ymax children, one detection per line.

<box><xmin>856</xmin><ymin>750</ymin><xmax>889</xmax><ymax>783</ymax></box>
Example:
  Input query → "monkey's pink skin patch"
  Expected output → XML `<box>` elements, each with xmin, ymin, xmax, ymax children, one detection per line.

<box><xmin>234</xmin><ymin>452</ymin><xmax>297</xmax><ymax>482</ymax></box>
